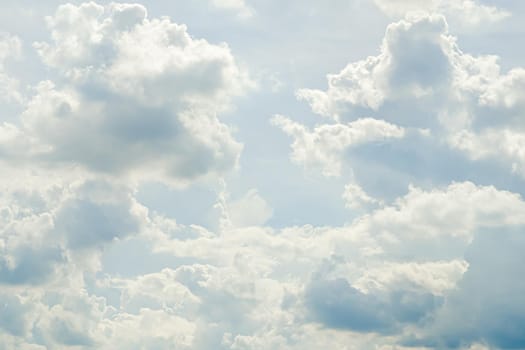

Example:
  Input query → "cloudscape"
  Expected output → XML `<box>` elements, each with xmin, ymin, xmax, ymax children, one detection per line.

<box><xmin>1</xmin><ymin>1</ymin><xmax>525</xmax><ymax>349</ymax></box>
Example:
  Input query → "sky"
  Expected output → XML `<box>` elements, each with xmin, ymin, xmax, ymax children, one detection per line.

<box><xmin>0</xmin><ymin>0</ymin><xmax>525</xmax><ymax>349</ymax></box>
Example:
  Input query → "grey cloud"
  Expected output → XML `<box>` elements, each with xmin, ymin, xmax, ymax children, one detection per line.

<box><xmin>0</xmin><ymin>246</ymin><xmax>64</xmax><ymax>285</ymax></box>
<box><xmin>296</xmin><ymin>13</ymin><xmax>457</xmax><ymax>124</ymax></box>
<box><xmin>409</xmin><ymin>228</ymin><xmax>525</xmax><ymax>349</ymax></box>
<box><xmin>55</xmin><ymin>199</ymin><xmax>140</xmax><ymax>250</ymax></box>
<box><xmin>306</xmin><ymin>278</ymin><xmax>441</xmax><ymax>334</ymax></box>
<box><xmin>0</xmin><ymin>178</ymin><xmax>147</xmax><ymax>288</ymax></box>
<box><xmin>48</xmin><ymin>318</ymin><xmax>95</xmax><ymax>347</ymax></box>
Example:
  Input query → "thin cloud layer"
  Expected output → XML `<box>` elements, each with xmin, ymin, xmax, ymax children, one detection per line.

<box><xmin>210</xmin><ymin>0</ymin><xmax>254</xmax><ymax>19</ymax></box>
<box><xmin>373</xmin><ymin>0</ymin><xmax>510</xmax><ymax>26</ymax></box>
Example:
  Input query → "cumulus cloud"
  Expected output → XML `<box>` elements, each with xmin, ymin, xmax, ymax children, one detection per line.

<box><xmin>406</xmin><ymin>228</ymin><xmax>525</xmax><ymax>349</ymax></box>
<box><xmin>0</xmin><ymin>2</ymin><xmax>250</xmax><ymax>185</ymax></box>
<box><xmin>297</xmin><ymin>13</ymin><xmax>457</xmax><ymax>121</ymax></box>
<box><xmin>273</xmin><ymin>115</ymin><xmax>405</xmax><ymax>176</ymax></box>
<box><xmin>301</xmin><ymin>182</ymin><xmax>525</xmax><ymax>348</ymax></box>
<box><xmin>343</xmin><ymin>182</ymin><xmax>381</xmax><ymax>210</ymax></box>
<box><xmin>1</xmin><ymin>1</ymin><xmax>525</xmax><ymax>349</ymax></box>
<box><xmin>1</xmin><ymin>176</ymin><xmax>525</xmax><ymax>349</ymax></box>
<box><xmin>291</xmin><ymin>13</ymin><xmax>525</xmax><ymax>179</ymax></box>
<box><xmin>139</xmin><ymin>181</ymin><xmax>525</xmax><ymax>347</ymax></box>
<box><xmin>0</xmin><ymin>174</ymin><xmax>148</xmax><ymax>286</ymax></box>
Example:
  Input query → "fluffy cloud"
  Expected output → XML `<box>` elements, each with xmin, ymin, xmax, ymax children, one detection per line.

<box><xmin>0</xmin><ymin>174</ymin><xmax>148</xmax><ymax>286</ymax></box>
<box><xmin>290</xmin><ymin>13</ymin><xmax>525</xmax><ymax>179</ymax></box>
<box><xmin>301</xmin><ymin>182</ymin><xmax>525</xmax><ymax>348</ymax></box>
<box><xmin>273</xmin><ymin>115</ymin><xmax>405</xmax><ymax>176</ymax></box>
<box><xmin>1</xmin><ymin>1</ymin><xmax>524</xmax><ymax>349</ymax></box>
<box><xmin>141</xmin><ymin>181</ymin><xmax>525</xmax><ymax>348</ymax></box>
<box><xmin>0</xmin><ymin>2</ymin><xmax>250</xmax><ymax>185</ymax></box>
<box><xmin>296</xmin><ymin>13</ymin><xmax>458</xmax><ymax>121</ymax></box>
<box><xmin>343</xmin><ymin>182</ymin><xmax>381</xmax><ymax>210</ymax></box>
<box><xmin>1</xmin><ymin>177</ymin><xmax>524</xmax><ymax>349</ymax></box>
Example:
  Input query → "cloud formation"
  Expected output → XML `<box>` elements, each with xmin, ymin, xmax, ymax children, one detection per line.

<box><xmin>0</xmin><ymin>2</ymin><xmax>250</xmax><ymax>184</ymax></box>
<box><xmin>273</xmin><ymin>115</ymin><xmax>405</xmax><ymax>176</ymax></box>
<box><xmin>287</xmin><ymin>12</ymin><xmax>525</xmax><ymax>180</ymax></box>
<box><xmin>0</xmin><ymin>1</ymin><xmax>524</xmax><ymax>349</ymax></box>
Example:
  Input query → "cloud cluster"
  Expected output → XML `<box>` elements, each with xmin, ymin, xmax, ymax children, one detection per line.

<box><xmin>273</xmin><ymin>115</ymin><xmax>405</xmax><ymax>176</ymax></box>
<box><xmin>268</xmin><ymin>9</ymin><xmax>525</xmax><ymax>344</ymax></box>
<box><xmin>0</xmin><ymin>2</ymin><xmax>250</xmax><ymax>185</ymax></box>
<box><xmin>279</xmin><ymin>13</ymin><xmax>525</xmax><ymax>181</ymax></box>
<box><xmin>1</xmin><ymin>1</ymin><xmax>524</xmax><ymax>349</ymax></box>
<box><xmin>1</xmin><ymin>169</ymin><xmax>525</xmax><ymax>349</ymax></box>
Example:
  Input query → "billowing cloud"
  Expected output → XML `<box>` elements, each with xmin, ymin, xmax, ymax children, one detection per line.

<box><xmin>141</xmin><ymin>181</ymin><xmax>525</xmax><ymax>347</ymax></box>
<box><xmin>290</xmin><ymin>13</ymin><xmax>525</xmax><ymax>180</ymax></box>
<box><xmin>273</xmin><ymin>115</ymin><xmax>405</xmax><ymax>176</ymax></box>
<box><xmin>0</xmin><ymin>174</ymin><xmax>148</xmax><ymax>286</ymax></box>
<box><xmin>343</xmin><ymin>182</ymin><xmax>381</xmax><ymax>210</ymax></box>
<box><xmin>296</xmin><ymin>13</ymin><xmax>458</xmax><ymax>121</ymax></box>
<box><xmin>1</xmin><ymin>1</ymin><xmax>524</xmax><ymax>349</ymax></box>
<box><xmin>1</xmin><ymin>175</ymin><xmax>525</xmax><ymax>349</ymax></box>
<box><xmin>0</xmin><ymin>2</ymin><xmax>250</xmax><ymax>185</ymax></box>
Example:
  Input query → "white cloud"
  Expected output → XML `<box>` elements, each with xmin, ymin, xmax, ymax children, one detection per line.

<box><xmin>450</xmin><ymin>128</ymin><xmax>525</xmax><ymax>175</ymax></box>
<box><xmin>343</xmin><ymin>182</ymin><xmax>380</xmax><ymax>210</ymax></box>
<box><xmin>297</xmin><ymin>13</ymin><xmax>457</xmax><ymax>120</ymax></box>
<box><xmin>273</xmin><ymin>116</ymin><xmax>405</xmax><ymax>176</ymax></box>
<box><xmin>1</xmin><ymin>177</ymin><xmax>525</xmax><ymax>349</ymax></box>
<box><xmin>356</xmin><ymin>182</ymin><xmax>525</xmax><ymax>261</ymax></box>
<box><xmin>353</xmin><ymin>260</ymin><xmax>469</xmax><ymax>296</ymax></box>
<box><xmin>227</xmin><ymin>189</ymin><xmax>273</xmax><ymax>228</ymax></box>
<box><xmin>0</xmin><ymin>174</ymin><xmax>148</xmax><ymax>287</ymax></box>
<box><xmin>0</xmin><ymin>2</ymin><xmax>251</xmax><ymax>185</ymax></box>
<box><xmin>292</xmin><ymin>12</ymin><xmax>525</xmax><ymax>179</ymax></box>
<box><xmin>1</xmin><ymin>1</ymin><xmax>524</xmax><ymax>349</ymax></box>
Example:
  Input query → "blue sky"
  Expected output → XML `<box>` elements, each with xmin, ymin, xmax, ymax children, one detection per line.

<box><xmin>1</xmin><ymin>1</ymin><xmax>525</xmax><ymax>349</ymax></box>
